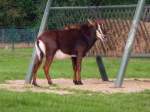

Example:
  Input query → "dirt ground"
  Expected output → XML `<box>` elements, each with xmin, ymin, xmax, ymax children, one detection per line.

<box><xmin>0</xmin><ymin>78</ymin><xmax>150</xmax><ymax>95</ymax></box>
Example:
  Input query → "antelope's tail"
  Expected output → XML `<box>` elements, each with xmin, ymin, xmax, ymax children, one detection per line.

<box><xmin>35</xmin><ymin>40</ymin><xmax>46</xmax><ymax>61</ymax></box>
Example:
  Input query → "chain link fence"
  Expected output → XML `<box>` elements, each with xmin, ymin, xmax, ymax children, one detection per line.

<box><xmin>48</xmin><ymin>5</ymin><xmax>150</xmax><ymax>56</ymax></box>
<box><xmin>0</xmin><ymin>27</ymin><xmax>38</xmax><ymax>49</ymax></box>
<box><xmin>0</xmin><ymin>5</ymin><xmax>150</xmax><ymax>56</ymax></box>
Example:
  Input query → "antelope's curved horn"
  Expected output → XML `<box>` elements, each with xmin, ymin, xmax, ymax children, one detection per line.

<box><xmin>87</xmin><ymin>19</ymin><xmax>94</xmax><ymax>25</ymax></box>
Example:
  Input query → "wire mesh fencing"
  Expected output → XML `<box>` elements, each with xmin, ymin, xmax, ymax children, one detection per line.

<box><xmin>48</xmin><ymin>5</ymin><xmax>150</xmax><ymax>56</ymax></box>
<box><xmin>0</xmin><ymin>5</ymin><xmax>150</xmax><ymax>56</ymax></box>
<box><xmin>0</xmin><ymin>27</ymin><xmax>38</xmax><ymax>50</ymax></box>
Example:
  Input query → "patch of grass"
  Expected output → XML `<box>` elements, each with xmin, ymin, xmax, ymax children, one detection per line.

<box><xmin>0</xmin><ymin>48</ymin><xmax>150</xmax><ymax>83</ymax></box>
<box><xmin>0</xmin><ymin>89</ymin><xmax>150</xmax><ymax>112</ymax></box>
<box><xmin>0</xmin><ymin>48</ymin><xmax>150</xmax><ymax>112</ymax></box>
<box><xmin>0</xmin><ymin>49</ymin><xmax>32</xmax><ymax>82</ymax></box>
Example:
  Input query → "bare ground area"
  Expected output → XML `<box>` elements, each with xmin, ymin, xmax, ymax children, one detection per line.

<box><xmin>0</xmin><ymin>78</ymin><xmax>150</xmax><ymax>95</ymax></box>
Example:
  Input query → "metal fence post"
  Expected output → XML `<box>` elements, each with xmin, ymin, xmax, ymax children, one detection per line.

<box><xmin>1</xmin><ymin>29</ymin><xmax>5</xmax><ymax>43</ymax></box>
<box><xmin>96</xmin><ymin>56</ymin><xmax>109</xmax><ymax>81</ymax></box>
<box><xmin>25</xmin><ymin>0</ymin><xmax>53</xmax><ymax>84</ymax></box>
<box><xmin>115</xmin><ymin>0</ymin><xmax>145</xmax><ymax>87</ymax></box>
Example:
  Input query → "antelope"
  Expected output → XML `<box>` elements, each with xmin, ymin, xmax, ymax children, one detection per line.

<box><xmin>32</xmin><ymin>19</ymin><xmax>106</xmax><ymax>86</ymax></box>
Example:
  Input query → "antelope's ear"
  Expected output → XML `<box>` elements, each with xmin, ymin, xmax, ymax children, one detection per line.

<box><xmin>87</xmin><ymin>19</ymin><xmax>94</xmax><ymax>25</ymax></box>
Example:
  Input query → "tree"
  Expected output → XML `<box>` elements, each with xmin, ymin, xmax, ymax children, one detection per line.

<box><xmin>0</xmin><ymin>0</ymin><xmax>149</xmax><ymax>27</ymax></box>
<box><xmin>0</xmin><ymin>0</ymin><xmax>41</xmax><ymax>27</ymax></box>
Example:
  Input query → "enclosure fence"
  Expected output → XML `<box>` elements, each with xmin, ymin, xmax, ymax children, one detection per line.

<box><xmin>48</xmin><ymin>5</ymin><xmax>150</xmax><ymax>56</ymax></box>
<box><xmin>0</xmin><ymin>28</ymin><xmax>38</xmax><ymax>49</ymax></box>
<box><xmin>0</xmin><ymin>5</ymin><xmax>150</xmax><ymax>56</ymax></box>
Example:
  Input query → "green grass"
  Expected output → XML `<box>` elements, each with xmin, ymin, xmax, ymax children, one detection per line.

<box><xmin>0</xmin><ymin>48</ymin><xmax>150</xmax><ymax>83</ymax></box>
<box><xmin>0</xmin><ymin>90</ymin><xmax>150</xmax><ymax>112</ymax></box>
<box><xmin>0</xmin><ymin>48</ymin><xmax>150</xmax><ymax>112</ymax></box>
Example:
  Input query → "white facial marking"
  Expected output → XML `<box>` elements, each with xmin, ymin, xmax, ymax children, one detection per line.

<box><xmin>54</xmin><ymin>50</ymin><xmax>76</xmax><ymax>60</ymax></box>
<box><xmin>96</xmin><ymin>24</ymin><xmax>105</xmax><ymax>41</ymax></box>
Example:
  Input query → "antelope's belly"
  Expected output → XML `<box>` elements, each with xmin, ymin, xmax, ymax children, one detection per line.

<box><xmin>54</xmin><ymin>50</ymin><xmax>76</xmax><ymax>60</ymax></box>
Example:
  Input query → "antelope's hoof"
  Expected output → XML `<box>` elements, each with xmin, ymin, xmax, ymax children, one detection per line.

<box><xmin>73</xmin><ymin>80</ymin><xmax>78</xmax><ymax>84</ymax></box>
<box><xmin>77</xmin><ymin>80</ymin><xmax>83</xmax><ymax>85</ymax></box>
<box><xmin>48</xmin><ymin>81</ymin><xmax>53</xmax><ymax>85</ymax></box>
<box><xmin>32</xmin><ymin>82</ymin><xmax>40</xmax><ymax>87</ymax></box>
<box><xmin>73</xmin><ymin>80</ymin><xmax>83</xmax><ymax>85</ymax></box>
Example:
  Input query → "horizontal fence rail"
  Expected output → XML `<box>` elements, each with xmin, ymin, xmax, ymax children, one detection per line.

<box><xmin>49</xmin><ymin>5</ymin><xmax>150</xmax><ymax>9</ymax></box>
<box><xmin>49</xmin><ymin>5</ymin><xmax>138</xmax><ymax>9</ymax></box>
<box><xmin>0</xmin><ymin>5</ymin><xmax>150</xmax><ymax>57</ymax></box>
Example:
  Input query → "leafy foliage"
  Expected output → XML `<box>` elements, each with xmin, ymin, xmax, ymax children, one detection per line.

<box><xmin>0</xmin><ymin>0</ymin><xmax>42</xmax><ymax>27</ymax></box>
<box><xmin>0</xmin><ymin>0</ymin><xmax>150</xmax><ymax>27</ymax></box>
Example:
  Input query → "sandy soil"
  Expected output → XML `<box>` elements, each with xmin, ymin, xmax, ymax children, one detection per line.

<box><xmin>0</xmin><ymin>78</ymin><xmax>150</xmax><ymax>95</ymax></box>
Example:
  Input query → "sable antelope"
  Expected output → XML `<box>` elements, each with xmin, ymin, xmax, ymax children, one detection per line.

<box><xmin>32</xmin><ymin>20</ymin><xmax>106</xmax><ymax>86</ymax></box>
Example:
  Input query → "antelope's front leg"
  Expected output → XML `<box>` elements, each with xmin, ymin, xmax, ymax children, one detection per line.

<box><xmin>75</xmin><ymin>56</ymin><xmax>83</xmax><ymax>85</ymax></box>
<box><xmin>71</xmin><ymin>57</ymin><xmax>78</xmax><ymax>84</ymax></box>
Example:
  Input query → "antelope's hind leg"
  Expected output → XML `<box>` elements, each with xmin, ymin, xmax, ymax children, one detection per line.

<box><xmin>32</xmin><ymin>56</ymin><xmax>42</xmax><ymax>86</ymax></box>
<box><xmin>43</xmin><ymin>55</ymin><xmax>55</xmax><ymax>85</ymax></box>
